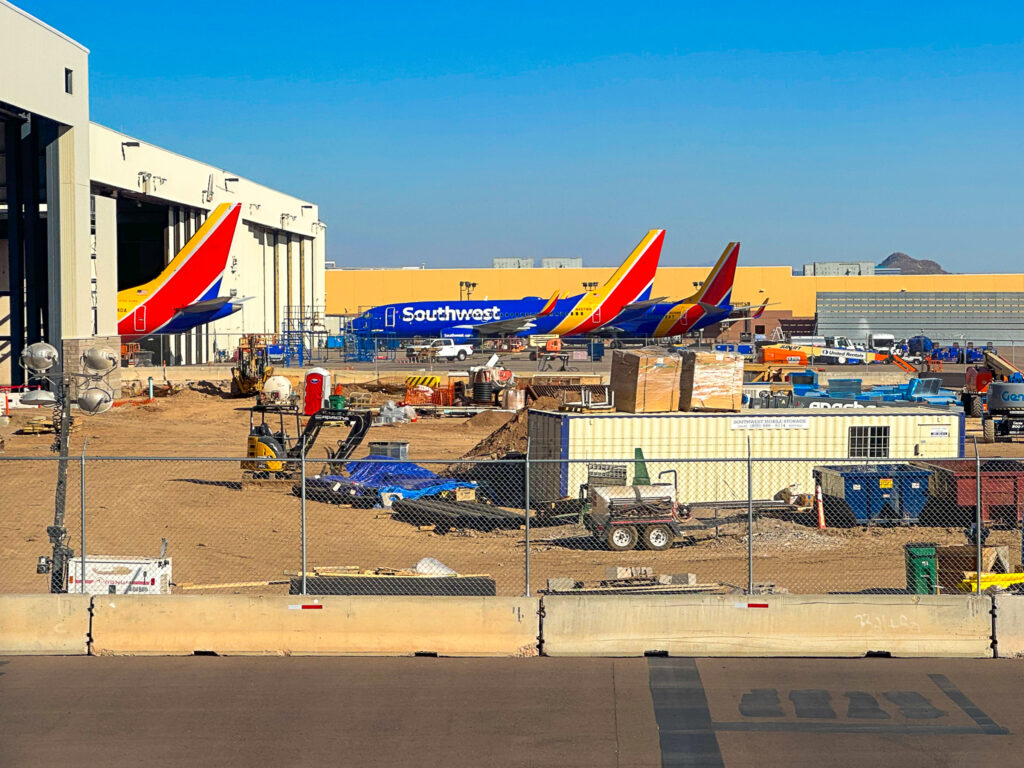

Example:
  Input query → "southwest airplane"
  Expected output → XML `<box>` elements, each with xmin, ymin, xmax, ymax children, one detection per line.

<box><xmin>604</xmin><ymin>241</ymin><xmax>766</xmax><ymax>338</ymax></box>
<box><xmin>350</xmin><ymin>229</ymin><xmax>665</xmax><ymax>338</ymax></box>
<box><xmin>117</xmin><ymin>202</ymin><xmax>246</xmax><ymax>340</ymax></box>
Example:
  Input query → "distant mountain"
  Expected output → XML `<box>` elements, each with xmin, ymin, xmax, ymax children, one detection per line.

<box><xmin>879</xmin><ymin>252</ymin><xmax>948</xmax><ymax>275</ymax></box>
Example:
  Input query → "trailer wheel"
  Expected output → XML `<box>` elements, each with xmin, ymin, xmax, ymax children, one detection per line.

<box><xmin>983</xmin><ymin>418</ymin><xmax>996</xmax><ymax>443</ymax></box>
<box><xmin>642</xmin><ymin>524</ymin><xmax>674</xmax><ymax>551</ymax></box>
<box><xmin>970</xmin><ymin>396</ymin><xmax>982</xmax><ymax>418</ymax></box>
<box><xmin>607</xmin><ymin>525</ymin><xmax>638</xmax><ymax>551</ymax></box>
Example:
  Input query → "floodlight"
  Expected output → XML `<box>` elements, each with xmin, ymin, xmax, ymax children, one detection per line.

<box><xmin>21</xmin><ymin>389</ymin><xmax>57</xmax><ymax>406</ymax></box>
<box><xmin>77</xmin><ymin>387</ymin><xmax>113</xmax><ymax>415</ymax></box>
<box><xmin>21</xmin><ymin>342</ymin><xmax>59</xmax><ymax>373</ymax></box>
<box><xmin>81</xmin><ymin>346</ymin><xmax>118</xmax><ymax>374</ymax></box>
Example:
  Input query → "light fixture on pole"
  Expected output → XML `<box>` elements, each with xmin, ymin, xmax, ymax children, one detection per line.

<box><xmin>22</xmin><ymin>341</ymin><xmax>120</xmax><ymax>592</ymax></box>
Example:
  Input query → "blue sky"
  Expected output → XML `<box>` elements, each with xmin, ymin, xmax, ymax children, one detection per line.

<box><xmin>21</xmin><ymin>1</ymin><xmax>1024</xmax><ymax>272</ymax></box>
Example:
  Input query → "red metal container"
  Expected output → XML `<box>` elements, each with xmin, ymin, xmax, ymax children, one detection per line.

<box><xmin>914</xmin><ymin>459</ymin><xmax>1024</xmax><ymax>526</ymax></box>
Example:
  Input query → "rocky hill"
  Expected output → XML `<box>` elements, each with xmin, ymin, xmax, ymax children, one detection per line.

<box><xmin>880</xmin><ymin>252</ymin><xmax>947</xmax><ymax>275</ymax></box>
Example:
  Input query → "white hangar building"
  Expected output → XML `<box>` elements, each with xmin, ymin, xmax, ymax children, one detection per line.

<box><xmin>0</xmin><ymin>1</ymin><xmax>326</xmax><ymax>384</ymax></box>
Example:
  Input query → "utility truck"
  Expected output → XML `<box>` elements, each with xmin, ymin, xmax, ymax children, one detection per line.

<box><xmin>405</xmin><ymin>338</ymin><xmax>474</xmax><ymax>362</ymax></box>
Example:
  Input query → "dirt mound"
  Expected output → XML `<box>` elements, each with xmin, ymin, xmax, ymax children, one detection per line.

<box><xmin>461</xmin><ymin>410</ymin><xmax>515</xmax><ymax>431</ymax></box>
<box><xmin>462</xmin><ymin>397</ymin><xmax>561</xmax><ymax>458</ymax></box>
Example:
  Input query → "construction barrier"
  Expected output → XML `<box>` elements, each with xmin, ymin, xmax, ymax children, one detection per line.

<box><xmin>0</xmin><ymin>595</ymin><xmax>92</xmax><ymax>655</ymax></box>
<box><xmin>540</xmin><ymin>594</ymin><xmax>993</xmax><ymax>658</ymax></box>
<box><xmin>992</xmin><ymin>594</ymin><xmax>1024</xmax><ymax>658</ymax></box>
<box><xmin>89</xmin><ymin>595</ymin><xmax>540</xmax><ymax>656</ymax></box>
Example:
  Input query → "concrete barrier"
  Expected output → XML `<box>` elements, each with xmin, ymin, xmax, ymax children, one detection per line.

<box><xmin>541</xmin><ymin>594</ymin><xmax>993</xmax><ymax>657</ymax></box>
<box><xmin>0</xmin><ymin>595</ymin><xmax>92</xmax><ymax>655</ymax></box>
<box><xmin>993</xmin><ymin>594</ymin><xmax>1024</xmax><ymax>658</ymax></box>
<box><xmin>90</xmin><ymin>595</ymin><xmax>540</xmax><ymax>656</ymax></box>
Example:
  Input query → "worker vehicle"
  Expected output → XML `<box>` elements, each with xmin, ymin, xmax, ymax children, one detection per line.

<box><xmin>231</xmin><ymin>335</ymin><xmax>273</xmax><ymax>397</ymax></box>
<box><xmin>241</xmin><ymin>405</ymin><xmax>372</xmax><ymax>480</ymax></box>
<box><xmin>962</xmin><ymin>351</ymin><xmax>1024</xmax><ymax>442</ymax></box>
<box><xmin>405</xmin><ymin>338</ymin><xmax>474</xmax><ymax>362</ymax></box>
<box><xmin>867</xmin><ymin>333</ymin><xmax>897</xmax><ymax>355</ymax></box>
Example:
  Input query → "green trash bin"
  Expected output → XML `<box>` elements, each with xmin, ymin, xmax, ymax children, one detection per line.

<box><xmin>329</xmin><ymin>394</ymin><xmax>347</xmax><ymax>410</ymax></box>
<box><xmin>904</xmin><ymin>542</ymin><xmax>937</xmax><ymax>594</ymax></box>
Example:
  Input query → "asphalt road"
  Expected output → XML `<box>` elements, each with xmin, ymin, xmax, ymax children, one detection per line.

<box><xmin>1</xmin><ymin>656</ymin><xmax>1019</xmax><ymax>767</ymax></box>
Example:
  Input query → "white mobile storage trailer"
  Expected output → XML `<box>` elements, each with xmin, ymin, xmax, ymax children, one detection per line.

<box><xmin>527</xmin><ymin>408</ymin><xmax>964</xmax><ymax>504</ymax></box>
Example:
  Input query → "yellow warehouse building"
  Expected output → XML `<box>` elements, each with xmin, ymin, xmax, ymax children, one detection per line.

<box><xmin>326</xmin><ymin>266</ymin><xmax>1024</xmax><ymax>319</ymax></box>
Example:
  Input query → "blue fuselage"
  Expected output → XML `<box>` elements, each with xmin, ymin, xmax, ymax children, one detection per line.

<box><xmin>351</xmin><ymin>297</ymin><xmax>574</xmax><ymax>338</ymax></box>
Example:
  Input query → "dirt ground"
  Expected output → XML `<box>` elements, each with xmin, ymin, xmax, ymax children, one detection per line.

<box><xmin>1</xmin><ymin>391</ymin><xmax>1022</xmax><ymax>596</ymax></box>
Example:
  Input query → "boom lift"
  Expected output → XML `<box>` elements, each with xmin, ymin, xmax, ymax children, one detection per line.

<box><xmin>241</xmin><ymin>405</ymin><xmax>372</xmax><ymax>484</ymax></box>
<box><xmin>962</xmin><ymin>351</ymin><xmax>1024</xmax><ymax>442</ymax></box>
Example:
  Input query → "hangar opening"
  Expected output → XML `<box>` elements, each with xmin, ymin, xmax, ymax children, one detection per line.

<box><xmin>115</xmin><ymin>196</ymin><xmax>168</xmax><ymax>290</ymax></box>
<box><xmin>0</xmin><ymin>105</ymin><xmax>63</xmax><ymax>385</ymax></box>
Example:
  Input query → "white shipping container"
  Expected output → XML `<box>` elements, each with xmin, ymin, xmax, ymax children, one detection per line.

<box><xmin>66</xmin><ymin>556</ymin><xmax>172</xmax><ymax>595</ymax></box>
<box><xmin>528</xmin><ymin>408</ymin><xmax>964</xmax><ymax>504</ymax></box>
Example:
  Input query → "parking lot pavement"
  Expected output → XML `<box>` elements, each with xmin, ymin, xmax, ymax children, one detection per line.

<box><xmin>660</xmin><ymin>657</ymin><xmax>1023</xmax><ymax>767</ymax></box>
<box><xmin>0</xmin><ymin>657</ymin><xmax>660</xmax><ymax>768</ymax></box>
<box><xmin>1</xmin><ymin>656</ymin><xmax>1020</xmax><ymax>768</ymax></box>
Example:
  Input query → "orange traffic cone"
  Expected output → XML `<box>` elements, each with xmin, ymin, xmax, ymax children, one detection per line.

<box><xmin>816</xmin><ymin>484</ymin><xmax>826</xmax><ymax>530</ymax></box>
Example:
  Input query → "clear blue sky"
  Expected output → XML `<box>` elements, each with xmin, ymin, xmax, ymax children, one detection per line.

<box><xmin>20</xmin><ymin>1</ymin><xmax>1024</xmax><ymax>272</ymax></box>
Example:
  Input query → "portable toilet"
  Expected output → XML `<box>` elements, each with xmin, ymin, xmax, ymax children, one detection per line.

<box><xmin>303</xmin><ymin>367</ymin><xmax>331</xmax><ymax>415</ymax></box>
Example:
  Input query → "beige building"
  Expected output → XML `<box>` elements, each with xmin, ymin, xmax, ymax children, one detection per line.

<box><xmin>0</xmin><ymin>1</ymin><xmax>325</xmax><ymax>384</ymax></box>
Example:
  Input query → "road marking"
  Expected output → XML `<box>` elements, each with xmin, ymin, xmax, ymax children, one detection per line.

<box><xmin>929</xmin><ymin>674</ymin><xmax>1009</xmax><ymax>735</ymax></box>
<box><xmin>789</xmin><ymin>689</ymin><xmax>836</xmax><ymax>719</ymax></box>
<box><xmin>648</xmin><ymin>658</ymin><xmax>724</xmax><ymax>768</ymax></box>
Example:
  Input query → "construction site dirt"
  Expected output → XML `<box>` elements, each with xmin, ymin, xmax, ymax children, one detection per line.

<box><xmin>1</xmin><ymin>388</ymin><xmax>1020</xmax><ymax>597</ymax></box>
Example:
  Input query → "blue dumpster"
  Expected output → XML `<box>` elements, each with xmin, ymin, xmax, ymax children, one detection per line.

<box><xmin>813</xmin><ymin>464</ymin><xmax>932</xmax><ymax>526</ymax></box>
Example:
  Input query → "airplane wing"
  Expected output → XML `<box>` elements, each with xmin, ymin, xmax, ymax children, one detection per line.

<box><xmin>709</xmin><ymin>299</ymin><xmax>776</xmax><ymax>326</ymax></box>
<box><xmin>457</xmin><ymin>290</ymin><xmax>562</xmax><ymax>336</ymax></box>
<box><xmin>605</xmin><ymin>297</ymin><xmax>668</xmax><ymax>323</ymax></box>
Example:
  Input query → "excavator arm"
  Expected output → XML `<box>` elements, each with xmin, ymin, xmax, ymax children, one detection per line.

<box><xmin>288</xmin><ymin>409</ymin><xmax>373</xmax><ymax>462</ymax></box>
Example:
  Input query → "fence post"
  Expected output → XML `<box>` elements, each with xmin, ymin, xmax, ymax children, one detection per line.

<box><xmin>301</xmin><ymin>435</ymin><xmax>308</xmax><ymax>596</ymax></box>
<box><xmin>80</xmin><ymin>438</ymin><xmax>87</xmax><ymax>594</ymax></box>
<box><xmin>974</xmin><ymin>437</ymin><xmax>982</xmax><ymax>595</ymax></box>
<box><xmin>747</xmin><ymin>436</ymin><xmax>753</xmax><ymax>595</ymax></box>
<box><xmin>524</xmin><ymin>439</ymin><xmax>531</xmax><ymax>597</ymax></box>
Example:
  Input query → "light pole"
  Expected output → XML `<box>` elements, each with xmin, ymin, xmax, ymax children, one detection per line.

<box><xmin>460</xmin><ymin>281</ymin><xmax>478</xmax><ymax>301</ymax></box>
<box><xmin>22</xmin><ymin>342</ymin><xmax>119</xmax><ymax>593</ymax></box>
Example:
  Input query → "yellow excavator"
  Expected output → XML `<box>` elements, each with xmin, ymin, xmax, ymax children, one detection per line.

<box><xmin>231</xmin><ymin>335</ymin><xmax>273</xmax><ymax>397</ymax></box>
<box><xmin>241</xmin><ymin>405</ymin><xmax>372</xmax><ymax>485</ymax></box>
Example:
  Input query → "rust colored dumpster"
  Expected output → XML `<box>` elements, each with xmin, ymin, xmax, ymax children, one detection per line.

<box><xmin>913</xmin><ymin>459</ymin><xmax>1024</xmax><ymax>527</ymax></box>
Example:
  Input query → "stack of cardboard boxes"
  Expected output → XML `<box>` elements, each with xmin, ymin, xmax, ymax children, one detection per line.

<box><xmin>610</xmin><ymin>347</ymin><xmax>744</xmax><ymax>414</ymax></box>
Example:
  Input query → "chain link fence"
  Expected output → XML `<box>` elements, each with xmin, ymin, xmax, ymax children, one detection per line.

<box><xmin>2</xmin><ymin>447</ymin><xmax>1022</xmax><ymax>598</ymax></box>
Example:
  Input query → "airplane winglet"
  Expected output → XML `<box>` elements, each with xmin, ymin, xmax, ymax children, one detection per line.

<box><xmin>752</xmin><ymin>299</ymin><xmax>768</xmax><ymax>319</ymax></box>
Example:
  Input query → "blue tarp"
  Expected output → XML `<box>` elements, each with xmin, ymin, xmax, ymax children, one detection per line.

<box><xmin>315</xmin><ymin>455</ymin><xmax>476</xmax><ymax>501</ymax></box>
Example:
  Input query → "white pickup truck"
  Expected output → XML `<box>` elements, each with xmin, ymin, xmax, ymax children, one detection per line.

<box><xmin>406</xmin><ymin>338</ymin><xmax>474</xmax><ymax>362</ymax></box>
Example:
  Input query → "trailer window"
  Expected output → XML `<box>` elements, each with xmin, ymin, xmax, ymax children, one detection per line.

<box><xmin>849</xmin><ymin>426</ymin><xmax>889</xmax><ymax>458</ymax></box>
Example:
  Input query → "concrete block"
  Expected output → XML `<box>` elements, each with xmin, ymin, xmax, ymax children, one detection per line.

<box><xmin>90</xmin><ymin>595</ymin><xmax>540</xmax><ymax>656</ymax></box>
<box><xmin>993</xmin><ymin>594</ymin><xmax>1024</xmax><ymax>658</ymax></box>
<box><xmin>0</xmin><ymin>594</ymin><xmax>92</xmax><ymax>655</ymax></box>
<box><xmin>541</xmin><ymin>594</ymin><xmax>993</xmax><ymax>657</ymax></box>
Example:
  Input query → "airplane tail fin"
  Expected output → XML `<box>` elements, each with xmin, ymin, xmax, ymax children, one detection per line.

<box><xmin>150</xmin><ymin>202</ymin><xmax>241</xmax><ymax>301</ymax></box>
<box><xmin>597</xmin><ymin>229</ymin><xmax>664</xmax><ymax>307</ymax></box>
<box><xmin>685</xmin><ymin>241</ymin><xmax>739</xmax><ymax>308</ymax></box>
